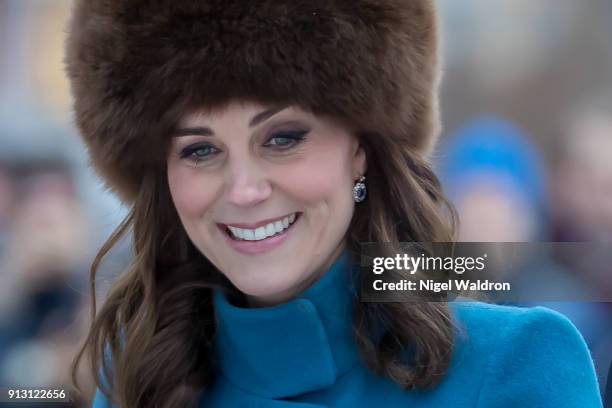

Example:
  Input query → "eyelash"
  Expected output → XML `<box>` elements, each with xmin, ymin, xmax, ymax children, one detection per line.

<box><xmin>179</xmin><ymin>131</ymin><xmax>309</xmax><ymax>165</ymax></box>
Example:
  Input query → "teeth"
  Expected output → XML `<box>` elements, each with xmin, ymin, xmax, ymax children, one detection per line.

<box><xmin>274</xmin><ymin>220</ymin><xmax>284</xmax><ymax>233</ymax></box>
<box><xmin>227</xmin><ymin>213</ymin><xmax>298</xmax><ymax>241</ymax></box>
<box><xmin>254</xmin><ymin>226</ymin><xmax>267</xmax><ymax>240</ymax></box>
<box><xmin>243</xmin><ymin>229</ymin><xmax>254</xmax><ymax>240</ymax></box>
<box><xmin>232</xmin><ymin>227</ymin><xmax>245</xmax><ymax>240</ymax></box>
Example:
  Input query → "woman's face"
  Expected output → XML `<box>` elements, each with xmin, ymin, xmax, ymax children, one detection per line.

<box><xmin>167</xmin><ymin>101</ymin><xmax>366</xmax><ymax>306</ymax></box>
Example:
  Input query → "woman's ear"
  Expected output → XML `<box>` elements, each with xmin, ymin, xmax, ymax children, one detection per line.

<box><xmin>352</xmin><ymin>138</ymin><xmax>367</xmax><ymax>179</ymax></box>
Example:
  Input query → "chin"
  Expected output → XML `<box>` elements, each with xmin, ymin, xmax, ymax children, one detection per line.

<box><xmin>230</xmin><ymin>268</ymin><xmax>303</xmax><ymax>302</ymax></box>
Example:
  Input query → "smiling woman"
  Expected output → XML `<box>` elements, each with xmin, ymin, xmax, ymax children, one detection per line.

<box><xmin>166</xmin><ymin>103</ymin><xmax>365</xmax><ymax>305</ymax></box>
<box><xmin>64</xmin><ymin>1</ymin><xmax>601</xmax><ymax>408</ymax></box>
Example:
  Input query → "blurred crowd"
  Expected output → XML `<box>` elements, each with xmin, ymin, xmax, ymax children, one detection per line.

<box><xmin>1</xmin><ymin>0</ymin><xmax>611</xmax><ymax>405</ymax></box>
<box><xmin>0</xmin><ymin>160</ymin><xmax>91</xmax><ymax>406</ymax></box>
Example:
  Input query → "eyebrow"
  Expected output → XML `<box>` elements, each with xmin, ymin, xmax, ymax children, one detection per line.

<box><xmin>173</xmin><ymin>105</ymin><xmax>288</xmax><ymax>137</ymax></box>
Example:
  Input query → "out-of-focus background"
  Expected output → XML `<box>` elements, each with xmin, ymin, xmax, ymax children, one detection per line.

<box><xmin>0</xmin><ymin>0</ymin><xmax>610</xmax><ymax>405</ymax></box>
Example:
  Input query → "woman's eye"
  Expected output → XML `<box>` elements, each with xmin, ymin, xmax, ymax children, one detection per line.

<box><xmin>264</xmin><ymin>131</ymin><xmax>309</xmax><ymax>150</ymax></box>
<box><xmin>179</xmin><ymin>144</ymin><xmax>219</xmax><ymax>163</ymax></box>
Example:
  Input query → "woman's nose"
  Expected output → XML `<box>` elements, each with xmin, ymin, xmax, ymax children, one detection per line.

<box><xmin>223</xmin><ymin>161</ymin><xmax>272</xmax><ymax>207</ymax></box>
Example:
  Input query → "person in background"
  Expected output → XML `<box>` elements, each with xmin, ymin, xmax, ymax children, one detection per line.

<box><xmin>437</xmin><ymin>116</ymin><xmax>612</xmax><ymax>395</ymax></box>
<box><xmin>0</xmin><ymin>161</ymin><xmax>90</xmax><ymax>406</ymax></box>
<box><xmin>552</xmin><ymin>91</ymin><xmax>612</xmax><ymax>398</ymax></box>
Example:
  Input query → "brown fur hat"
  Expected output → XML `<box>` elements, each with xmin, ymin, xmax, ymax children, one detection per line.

<box><xmin>65</xmin><ymin>0</ymin><xmax>442</xmax><ymax>204</ymax></box>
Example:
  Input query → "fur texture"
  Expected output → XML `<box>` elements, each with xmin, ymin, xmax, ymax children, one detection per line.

<box><xmin>65</xmin><ymin>0</ymin><xmax>442</xmax><ymax>204</ymax></box>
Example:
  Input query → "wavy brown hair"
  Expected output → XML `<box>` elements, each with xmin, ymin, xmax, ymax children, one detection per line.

<box><xmin>70</xmin><ymin>125</ymin><xmax>458</xmax><ymax>407</ymax></box>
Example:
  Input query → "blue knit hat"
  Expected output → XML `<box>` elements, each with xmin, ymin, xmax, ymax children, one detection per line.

<box><xmin>436</xmin><ymin>116</ymin><xmax>549</xmax><ymax>221</ymax></box>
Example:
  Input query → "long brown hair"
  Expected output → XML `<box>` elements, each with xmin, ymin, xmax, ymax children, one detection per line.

<box><xmin>70</xmin><ymin>126</ymin><xmax>458</xmax><ymax>407</ymax></box>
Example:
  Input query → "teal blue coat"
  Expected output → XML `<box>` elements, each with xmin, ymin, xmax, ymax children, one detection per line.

<box><xmin>93</xmin><ymin>250</ymin><xmax>603</xmax><ymax>407</ymax></box>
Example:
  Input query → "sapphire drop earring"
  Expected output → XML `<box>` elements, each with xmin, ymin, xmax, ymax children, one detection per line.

<box><xmin>353</xmin><ymin>176</ymin><xmax>367</xmax><ymax>203</ymax></box>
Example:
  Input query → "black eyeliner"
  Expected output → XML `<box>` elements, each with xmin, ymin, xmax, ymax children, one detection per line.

<box><xmin>265</xmin><ymin>130</ymin><xmax>310</xmax><ymax>146</ymax></box>
<box><xmin>179</xmin><ymin>143</ymin><xmax>217</xmax><ymax>159</ymax></box>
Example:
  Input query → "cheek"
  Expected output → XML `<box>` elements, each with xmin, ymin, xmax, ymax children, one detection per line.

<box><xmin>279</xmin><ymin>149</ymin><xmax>352</xmax><ymax>216</ymax></box>
<box><xmin>280</xmin><ymin>144</ymin><xmax>353</xmax><ymax>208</ymax></box>
<box><xmin>167</xmin><ymin>164</ymin><xmax>217</xmax><ymax>219</ymax></box>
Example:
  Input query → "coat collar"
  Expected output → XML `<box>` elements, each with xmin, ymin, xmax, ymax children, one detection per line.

<box><xmin>212</xmin><ymin>249</ymin><xmax>361</xmax><ymax>399</ymax></box>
